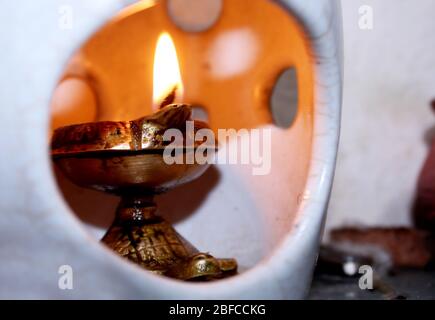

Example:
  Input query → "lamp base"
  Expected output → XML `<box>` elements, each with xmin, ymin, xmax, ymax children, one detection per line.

<box><xmin>102</xmin><ymin>195</ymin><xmax>237</xmax><ymax>280</ymax></box>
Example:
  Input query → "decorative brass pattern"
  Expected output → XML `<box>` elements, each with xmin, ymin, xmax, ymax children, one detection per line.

<box><xmin>101</xmin><ymin>197</ymin><xmax>237</xmax><ymax>280</ymax></box>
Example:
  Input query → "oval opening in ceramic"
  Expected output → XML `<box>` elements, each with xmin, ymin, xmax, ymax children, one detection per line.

<box><xmin>270</xmin><ymin>67</ymin><xmax>298</xmax><ymax>129</ymax></box>
<box><xmin>50</xmin><ymin>0</ymin><xmax>314</xmax><ymax>278</ymax></box>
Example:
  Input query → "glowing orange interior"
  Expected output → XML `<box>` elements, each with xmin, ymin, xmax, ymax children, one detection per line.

<box><xmin>51</xmin><ymin>0</ymin><xmax>315</xmax><ymax>268</ymax></box>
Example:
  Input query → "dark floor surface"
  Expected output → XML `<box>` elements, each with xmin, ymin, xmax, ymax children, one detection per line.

<box><xmin>309</xmin><ymin>269</ymin><xmax>435</xmax><ymax>300</ymax></box>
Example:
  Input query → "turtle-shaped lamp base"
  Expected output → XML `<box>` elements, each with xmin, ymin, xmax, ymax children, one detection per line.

<box><xmin>102</xmin><ymin>195</ymin><xmax>237</xmax><ymax>280</ymax></box>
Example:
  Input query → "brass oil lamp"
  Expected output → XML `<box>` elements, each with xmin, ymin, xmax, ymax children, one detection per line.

<box><xmin>51</xmin><ymin>32</ymin><xmax>237</xmax><ymax>281</ymax></box>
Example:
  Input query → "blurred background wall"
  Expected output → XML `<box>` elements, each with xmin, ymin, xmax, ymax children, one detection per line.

<box><xmin>325</xmin><ymin>0</ymin><xmax>435</xmax><ymax>235</ymax></box>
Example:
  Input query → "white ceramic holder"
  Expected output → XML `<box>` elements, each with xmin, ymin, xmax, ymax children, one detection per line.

<box><xmin>0</xmin><ymin>0</ymin><xmax>342</xmax><ymax>299</ymax></box>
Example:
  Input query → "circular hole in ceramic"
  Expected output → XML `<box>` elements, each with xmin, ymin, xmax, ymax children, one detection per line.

<box><xmin>167</xmin><ymin>0</ymin><xmax>223</xmax><ymax>32</ymax></box>
<box><xmin>191</xmin><ymin>105</ymin><xmax>209</xmax><ymax>122</ymax></box>
<box><xmin>50</xmin><ymin>0</ymin><xmax>314</xmax><ymax>279</ymax></box>
<box><xmin>270</xmin><ymin>67</ymin><xmax>298</xmax><ymax>129</ymax></box>
<box><xmin>51</xmin><ymin>77</ymin><xmax>98</xmax><ymax>131</ymax></box>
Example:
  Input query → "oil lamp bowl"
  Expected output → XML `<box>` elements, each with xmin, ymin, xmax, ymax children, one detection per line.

<box><xmin>53</xmin><ymin>148</ymin><xmax>212</xmax><ymax>195</ymax></box>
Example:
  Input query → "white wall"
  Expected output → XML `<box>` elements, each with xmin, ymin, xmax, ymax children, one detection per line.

<box><xmin>325</xmin><ymin>0</ymin><xmax>435</xmax><ymax>234</ymax></box>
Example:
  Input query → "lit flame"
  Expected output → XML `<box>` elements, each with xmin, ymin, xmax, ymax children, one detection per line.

<box><xmin>153</xmin><ymin>32</ymin><xmax>184</xmax><ymax>108</ymax></box>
